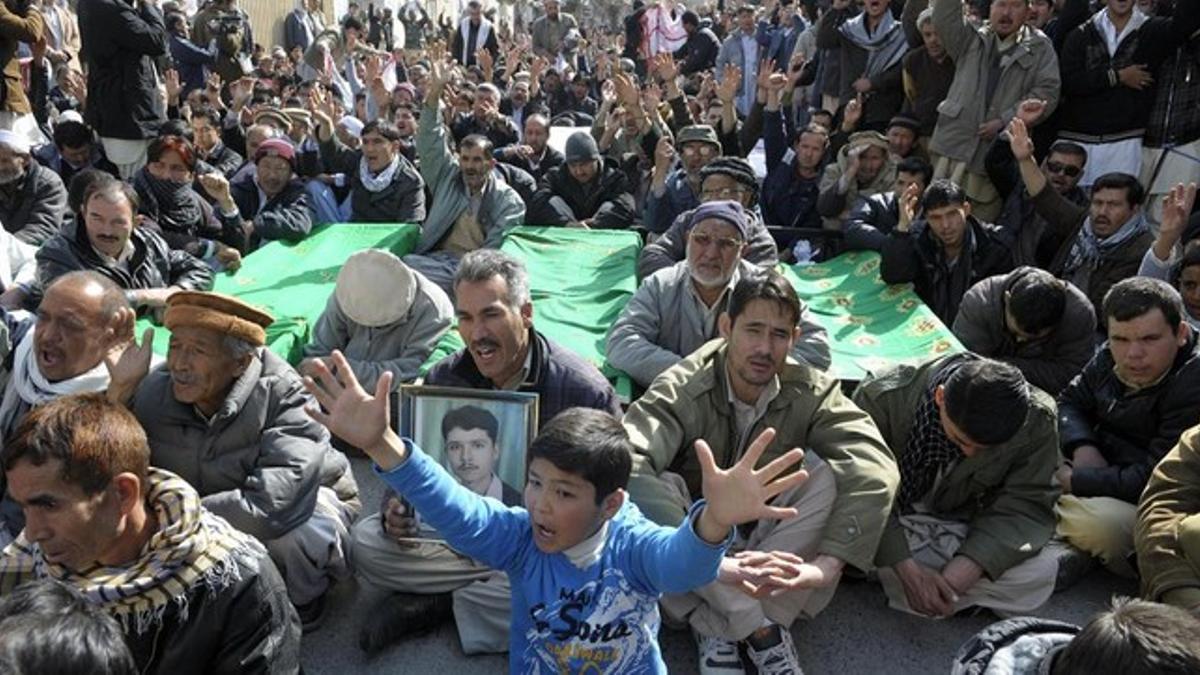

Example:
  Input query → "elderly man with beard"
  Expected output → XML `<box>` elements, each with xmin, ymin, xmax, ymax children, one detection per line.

<box><xmin>351</xmin><ymin>249</ymin><xmax>622</xmax><ymax>655</ymax></box>
<box><xmin>645</xmin><ymin>125</ymin><xmax>724</xmax><ymax>235</ymax></box>
<box><xmin>608</xmin><ymin>201</ymin><xmax>831</xmax><ymax>389</ymax></box>
<box><xmin>0</xmin><ymin>131</ymin><xmax>67</xmax><ymax>246</ymax></box>
<box><xmin>495</xmin><ymin>114</ymin><xmax>563</xmax><ymax>184</ymax></box>
<box><xmin>402</xmin><ymin>59</ymin><xmax>525</xmax><ymax>295</ymax></box>
<box><xmin>226</xmin><ymin>138</ymin><xmax>313</xmax><ymax>250</ymax></box>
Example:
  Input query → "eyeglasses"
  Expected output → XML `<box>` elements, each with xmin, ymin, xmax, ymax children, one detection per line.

<box><xmin>689</xmin><ymin>231</ymin><xmax>743</xmax><ymax>252</ymax></box>
<box><xmin>1046</xmin><ymin>161</ymin><xmax>1082</xmax><ymax>178</ymax></box>
<box><xmin>682</xmin><ymin>145</ymin><xmax>718</xmax><ymax>157</ymax></box>
<box><xmin>701</xmin><ymin>186</ymin><xmax>746</xmax><ymax>200</ymax></box>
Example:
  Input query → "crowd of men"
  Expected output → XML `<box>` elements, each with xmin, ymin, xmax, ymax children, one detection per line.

<box><xmin>0</xmin><ymin>0</ymin><xmax>1198</xmax><ymax>673</ymax></box>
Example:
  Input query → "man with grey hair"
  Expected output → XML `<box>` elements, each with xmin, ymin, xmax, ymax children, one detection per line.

<box><xmin>608</xmin><ymin>200</ymin><xmax>830</xmax><ymax>388</ymax></box>
<box><xmin>113</xmin><ymin>291</ymin><xmax>360</xmax><ymax>632</ymax></box>
<box><xmin>351</xmin><ymin>248</ymin><xmax>622</xmax><ymax>655</ymax></box>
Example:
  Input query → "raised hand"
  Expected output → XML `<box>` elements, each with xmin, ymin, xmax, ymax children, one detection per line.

<box><xmin>841</xmin><ymin>94</ymin><xmax>863</xmax><ymax>132</ymax></box>
<box><xmin>303</xmin><ymin>350</ymin><xmax>397</xmax><ymax>465</ymax></box>
<box><xmin>766</xmin><ymin>72</ymin><xmax>789</xmax><ymax>92</ymax></box>
<box><xmin>655</xmin><ymin>52</ymin><xmax>679</xmax><ymax>82</ymax></box>
<box><xmin>165</xmin><ymin>69</ymin><xmax>182</xmax><ymax>107</ymax></box>
<box><xmin>1160</xmin><ymin>182</ymin><xmax>1198</xmax><ymax>250</ymax></box>
<box><xmin>898</xmin><ymin>180</ymin><xmax>922</xmax><ymax>232</ymax></box>
<box><xmin>601</xmin><ymin>79</ymin><xmax>617</xmax><ymax>105</ymax></box>
<box><xmin>476</xmin><ymin>46</ymin><xmax>494</xmax><ymax>74</ymax></box>
<box><xmin>653</xmin><ymin>136</ymin><xmax>676</xmax><ymax>173</ymax></box>
<box><xmin>1015</xmin><ymin>98</ymin><xmax>1046</xmax><ymax>128</ymax></box>
<box><xmin>716</xmin><ymin>64</ymin><xmax>741</xmax><ymax>103</ymax></box>
<box><xmin>755</xmin><ymin>58</ymin><xmax>777</xmax><ymax>93</ymax></box>
<box><xmin>1007</xmin><ymin>117</ymin><xmax>1034</xmax><ymax>162</ymax></box>
<box><xmin>694</xmin><ymin>427</ymin><xmax>808</xmax><ymax>543</ymax></box>
<box><xmin>104</xmin><ymin>320</ymin><xmax>154</xmax><ymax>405</ymax></box>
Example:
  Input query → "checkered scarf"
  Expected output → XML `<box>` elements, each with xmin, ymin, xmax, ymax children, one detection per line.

<box><xmin>896</xmin><ymin>356</ymin><xmax>972</xmax><ymax>512</ymax></box>
<box><xmin>0</xmin><ymin>468</ymin><xmax>262</xmax><ymax>634</ymax></box>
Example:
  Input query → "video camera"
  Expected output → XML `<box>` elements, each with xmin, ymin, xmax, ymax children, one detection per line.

<box><xmin>207</xmin><ymin>12</ymin><xmax>245</xmax><ymax>37</ymax></box>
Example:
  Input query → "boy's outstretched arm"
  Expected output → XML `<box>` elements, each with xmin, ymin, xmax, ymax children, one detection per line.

<box><xmin>694</xmin><ymin>428</ymin><xmax>809</xmax><ymax>544</ymax></box>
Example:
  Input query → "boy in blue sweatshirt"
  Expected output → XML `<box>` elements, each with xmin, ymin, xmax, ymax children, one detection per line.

<box><xmin>303</xmin><ymin>351</ymin><xmax>809</xmax><ymax>673</ymax></box>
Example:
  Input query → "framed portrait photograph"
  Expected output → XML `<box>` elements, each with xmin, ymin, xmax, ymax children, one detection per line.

<box><xmin>397</xmin><ymin>386</ymin><xmax>539</xmax><ymax>538</ymax></box>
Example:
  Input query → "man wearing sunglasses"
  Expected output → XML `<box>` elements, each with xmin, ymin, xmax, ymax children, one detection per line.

<box><xmin>607</xmin><ymin>200</ymin><xmax>830</xmax><ymax>388</ymax></box>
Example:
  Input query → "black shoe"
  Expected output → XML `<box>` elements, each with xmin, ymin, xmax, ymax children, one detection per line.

<box><xmin>1047</xmin><ymin>539</ymin><xmax>1096</xmax><ymax>593</ymax></box>
<box><xmin>358</xmin><ymin>591</ymin><xmax>453</xmax><ymax>654</ymax></box>
<box><xmin>296</xmin><ymin>593</ymin><xmax>328</xmax><ymax>634</ymax></box>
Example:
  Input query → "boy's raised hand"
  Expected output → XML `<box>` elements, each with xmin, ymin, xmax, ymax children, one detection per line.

<box><xmin>303</xmin><ymin>350</ymin><xmax>404</xmax><ymax>469</ymax></box>
<box><xmin>694</xmin><ymin>428</ymin><xmax>808</xmax><ymax>544</ymax></box>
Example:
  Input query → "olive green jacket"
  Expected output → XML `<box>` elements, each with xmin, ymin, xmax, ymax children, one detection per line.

<box><xmin>853</xmin><ymin>355</ymin><xmax>1060</xmax><ymax>580</ymax></box>
<box><xmin>1135</xmin><ymin>425</ymin><xmax>1200</xmax><ymax>610</ymax></box>
<box><xmin>623</xmin><ymin>339</ymin><xmax>898</xmax><ymax>571</ymax></box>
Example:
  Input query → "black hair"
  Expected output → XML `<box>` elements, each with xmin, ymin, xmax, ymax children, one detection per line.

<box><xmin>1052</xmin><ymin>598</ymin><xmax>1200</xmax><ymax>675</ymax></box>
<box><xmin>361</xmin><ymin>119</ymin><xmax>403</xmax><ymax>142</ymax></box>
<box><xmin>1103</xmin><ymin>276</ymin><xmax>1185</xmax><ymax>331</ymax></box>
<box><xmin>921</xmin><ymin>179</ymin><xmax>968</xmax><ymax>212</ymax></box>
<box><xmin>157</xmin><ymin>120</ymin><xmax>194</xmax><ymax>144</ymax></box>
<box><xmin>727</xmin><ymin>268</ymin><xmax>802</xmax><ymax>329</ymax></box>
<box><xmin>789</xmin><ymin>122</ymin><xmax>829</xmax><ymax>146</ymax></box>
<box><xmin>1006</xmin><ymin>266</ymin><xmax>1067</xmax><ymax>335</ymax></box>
<box><xmin>527</xmin><ymin>408</ymin><xmax>632</xmax><ymax>504</ymax></box>
<box><xmin>53</xmin><ymin>120</ymin><xmax>93</xmax><ymax>150</ymax></box>
<box><xmin>682</xmin><ymin>9</ymin><xmax>700</xmax><ymax>26</ymax></box>
<box><xmin>191</xmin><ymin>104</ymin><xmax>223</xmax><ymax>128</ymax></box>
<box><xmin>897</xmin><ymin>156</ymin><xmax>933</xmax><ymax>187</ymax></box>
<box><xmin>941</xmin><ymin>358</ymin><xmax>1030</xmax><ymax>446</ymax></box>
<box><xmin>1048</xmin><ymin>140</ymin><xmax>1088</xmax><ymax>164</ymax></box>
<box><xmin>460</xmin><ymin>133</ymin><xmax>495</xmax><ymax>156</ymax></box>
<box><xmin>68</xmin><ymin>170</ymin><xmax>124</xmax><ymax>214</ymax></box>
<box><xmin>441</xmin><ymin>405</ymin><xmax>499</xmax><ymax>444</ymax></box>
<box><xmin>0</xmin><ymin>580</ymin><xmax>136</xmax><ymax>675</ymax></box>
<box><xmin>1091</xmin><ymin>172</ymin><xmax>1145</xmax><ymax>207</ymax></box>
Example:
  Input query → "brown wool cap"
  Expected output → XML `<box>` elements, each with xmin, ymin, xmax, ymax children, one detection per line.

<box><xmin>164</xmin><ymin>291</ymin><xmax>274</xmax><ymax>347</ymax></box>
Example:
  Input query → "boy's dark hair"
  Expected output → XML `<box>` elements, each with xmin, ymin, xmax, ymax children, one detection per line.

<box><xmin>527</xmin><ymin>408</ymin><xmax>632</xmax><ymax>504</ymax></box>
<box><xmin>941</xmin><ymin>358</ymin><xmax>1030</xmax><ymax>446</ymax></box>
<box><xmin>1091</xmin><ymin>172</ymin><xmax>1145</xmax><ymax>206</ymax></box>
<box><xmin>897</xmin><ymin>156</ymin><xmax>933</xmax><ymax>187</ymax></box>
<box><xmin>921</xmin><ymin>179</ymin><xmax>968</xmax><ymax>212</ymax></box>
<box><xmin>361</xmin><ymin>119</ymin><xmax>402</xmax><ymax>142</ymax></box>
<box><xmin>3</xmin><ymin>393</ymin><xmax>150</xmax><ymax>496</ymax></box>
<box><xmin>53</xmin><ymin>120</ymin><xmax>92</xmax><ymax>150</ymax></box>
<box><xmin>1048</xmin><ymin>140</ymin><xmax>1088</xmax><ymax>164</ymax></box>
<box><xmin>727</xmin><ymin>269</ymin><xmax>801</xmax><ymax>329</ymax></box>
<box><xmin>1007</xmin><ymin>267</ymin><xmax>1067</xmax><ymax>335</ymax></box>
<box><xmin>442</xmin><ymin>405</ymin><xmax>499</xmax><ymax>444</ymax></box>
<box><xmin>1103</xmin><ymin>277</ymin><xmax>1184</xmax><ymax>331</ymax></box>
<box><xmin>191</xmin><ymin>104</ymin><xmax>223</xmax><ymax>127</ymax></box>
<box><xmin>1052</xmin><ymin>598</ymin><xmax>1200</xmax><ymax>675</ymax></box>
<box><xmin>682</xmin><ymin>9</ymin><xmax>700</xmax><ymax>26</ymax></box>
<box><xmin>0</xmin><ymin>580</ymin><xmax>136</xmax><ymax>675</ymax></box>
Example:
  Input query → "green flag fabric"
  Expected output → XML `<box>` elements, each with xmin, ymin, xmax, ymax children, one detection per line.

<box><xmin>779</xmin><ymin>251</ymin><xmax>963</xmax><ymax>381</ymax></box>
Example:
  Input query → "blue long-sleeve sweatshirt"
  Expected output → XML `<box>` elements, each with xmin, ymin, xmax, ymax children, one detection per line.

<box><xmin>376</xmin><ymin>440</ymin><xmax>731</xmax><ymax>674</ymax></box>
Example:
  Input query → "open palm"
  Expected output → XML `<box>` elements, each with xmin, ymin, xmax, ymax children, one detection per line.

<box><xmin>303</xmin><ymin>351</ymin><xmax>393</xmax><ymax>457</ymax></box>
<box><xmin>696</xmin><ymin>428</ymin><xmax>809</xmax><ymax>529</ymax></box>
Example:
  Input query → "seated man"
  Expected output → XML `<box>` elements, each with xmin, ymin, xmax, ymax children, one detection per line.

<box><xmin>761</xmin><ymin>117</ymin><xmax>826</xmax><ymax>232</ymax></box>
<box><xmin>843</xmin><ymin>156</ymin><xmax>932</xmax><ymax>253</ymax></box>
<box><xmin>638</xmin><ymin>157</ymin><xmax>778</xmax><ymax>279</ymax></box>
<box><xmin>115</xmin><ymin>292</ymin><xmax>361</xmax><ymax>628</ymax></box>
<box><xmin>494</xmin><ymin>114</ymin><xmax>563</xmax><ymax>184</ymax></box>
<box><xmin>880</xmin><ymin>179</ymin><xmax>1013</xmax><ymax>324</ymax></box>
<box><xmin>303</xmin><ymin>249</ymin><xmax>453</xmax><ymax>390</ymax></box>
<box><xmin>952</xmin><ymin>267</ymin><xmax>1096</xmax><ymax>395</ymax></box>
<box><xmin>449</xmin><ymin>83</ymin><xmax>520</xmax><ymax>150</ymax></box>
<box><xmin>1056</xmin><ymin>278</ymin><xmax>1200</xmax><ymax>581</ymax></box>
<box><xmin>1138</xmin><ymin>424</ymin><xmax>1200</xmax><ymax>614</ymax></box>
<box><xmin>351</xmin><ymin>249</ymin><xmax>622</xmax><ymax>654</ymax></box>
<box><xmin>403</xmin><ymin>61</ymin><xmax>525</xmax><ymax>294</ymax></box>
<box><xmin>312</xmin><ymin>112</ymin><xmax>426</xmax><ymax>224</ymax></box>
<box><xmin>1008</xmin><ymin>119</ymin><xmax>1152</xmax><ymax>317</ymax></box>
<box><xmin>31</xmin><ymin>116</ymin><xmax>120</xmax><ymax>187</ymax></box>
<box><xmin>816</xmin><ymin>131</ymin><xmax>896</xmax><ymax>230</ymax></box>
<box><xmin>0</xmin><ymin>130</ymin><xmax>68</xmax><ymax>246</ymax></box>
<box><xmin>608</xmin><ymin>200</ymin><xmax>830</xmax><ymax>388</ymax></box>
<box><xmin>228</xmin><ymin>138</ymin><xmax>314</xmax><ymax>250</ymax></box>
<box><xmin>854</xmin><ymin>355</ymin><xmax>1060</xmax><ymax>617</ymax></box>
<box><xmin>191</xmin><ymin>105</ymin><xmax>244</xmax><ymax>178</ymax></box>
<box><xmin>1</xmin><ymin>393</ymin><xmax>301</xmax><ymax>673</ymax></box>
<box><xmin>526</xmin><ymin>131</ymin><xmax>637</xmax><ymax>230</ymax></box>
<box><xmin>644</xmin><ymin>125</ymin><xmax>723</xmax><ymax>235</ymax></box>
<box><xmin>624</xmin><ymin>269</ymin><xmax>898</xmax><ymax>672</ymax></box>
<box><xmin>31</xmin><ymin>176</ymin><xmax>213</xmax><ymax>311</ymax></box>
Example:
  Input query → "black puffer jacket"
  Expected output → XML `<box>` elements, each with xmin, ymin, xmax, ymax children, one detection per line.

<box><xmin>526</xmin><ymin>157</ymin><xmax>637</xmax><ymax>230</ymax></box>
<box><xmin>30</xmin><ymin>217</ymin><xmax>213</xmax><ymax>307</ymax></box>
<box><xmin>1058</xmin><ymin>332</ymin><xmax>1200</xmax><ymax>503</ymax></box>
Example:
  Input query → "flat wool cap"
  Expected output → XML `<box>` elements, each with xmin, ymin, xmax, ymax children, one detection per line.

<box><xmin>164</xmin><ymin>291</ymin><xmax>274</xmax><ymax>346</ymax></box>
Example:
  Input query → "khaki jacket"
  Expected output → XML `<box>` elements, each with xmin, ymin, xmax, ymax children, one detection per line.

<box><xmin>1135</xmin><ymin>425</ymin><xmax>1200</xmax><ymax>608</ymax></box>
<box><xmin>853</xmin><ymin>355</ymin><xmax>1061</xmax><ymax>579</ymax></box>
<box><xmin>623</xmin><ymin>339</ymin><xmax>898</xmax><ymax>571</ymax></box>
<box><xmin>0</xmin><ymin>5</ymin><xmax>42</xmax><ymax>114</ymax></box>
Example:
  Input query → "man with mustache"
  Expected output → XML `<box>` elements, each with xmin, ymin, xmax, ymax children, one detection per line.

<box><xmin>441</xmin><ymin>405</ymin><xmax>520</xmax><ymax>506</ymax></box>
<box><xmin>0</xmin><ymin>130</ymin><xmax>68</xmax><ymax>247</ymax></box>
<box><xmin>351</xmin><ymin>249</ymin><xmax>622</xmax><ymax>655</ymax></box>
<box><xmin>402</xmin><ymin>57</ymin><xmax>525</xmax><ymax>296</ymax></box>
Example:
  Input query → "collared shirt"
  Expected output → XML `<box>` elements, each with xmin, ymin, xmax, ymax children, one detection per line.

<box><xmin>685</xmin><ymin>274</ymin><xmax>736</xmax><ymax>340</ymax></box>
<box><xmin>500</xmin><ymin>343</ymin><xmax>535</xmax><ymax>390</ymax></box>
<box><xmin>724</xmin><ymin>366</ymin><xmax>782</xmax><ymax>455</ymax></box>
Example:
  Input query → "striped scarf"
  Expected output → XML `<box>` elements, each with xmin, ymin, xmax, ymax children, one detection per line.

<box><xmin>896</xmin><ymin>354</ymin><xmax>974</xmax><ymax>512</ymax></box>
<box><xmin>0</xmin><ymin>468</ymin><xmax>262</xmax><ymax>634</ymax></box>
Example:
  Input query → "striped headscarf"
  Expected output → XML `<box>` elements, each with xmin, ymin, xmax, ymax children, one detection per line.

<box><xmin>0</xmin><ymin>468</ymin><xmax>263</xmax><ymax>634</ymax></box>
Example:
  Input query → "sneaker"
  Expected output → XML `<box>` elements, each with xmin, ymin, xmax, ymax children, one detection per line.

<box><xmin>1046</xmin><ymin>538</ymin><xmax>1097</xmax><ymax>593</ymax></box>
<box><xmin>358</xmin><ymin>591</ymin><xmax>453</xmax><ymax>654</ymax></box>
<box><xmin>695</xmin><ymin>629</ymin><xmax>745</xmax><ymax>674</ymax></box>
<box><xmin>745</xmin><ymin>624</ymin><xmax>803</xmax><ymax>675</ymax></box>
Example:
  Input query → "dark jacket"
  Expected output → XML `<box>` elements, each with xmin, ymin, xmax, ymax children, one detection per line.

<box><xmin>762</xmin><ymin>108</ymin><xmax>822</xmax><ymax>229</ymax></box>
<box><xmin>950</xmin><ymin>617</ymin><xmax>1078</xmax><ymax>675</ymax></box>
<box><xmin>817</xmin><ymin>7</ymin><xmax>906</xmax><ymax>130</ymax></box>
<box><xmin>451</xmin><ymin>114</ymin><xmax>521</xmax><ymax>151</ymax></box>
<box><xmin>32</xmin><ymin>142</ymin><xmax>120</xmax><ymax>187</ymax></box>
<box><xmin>0</xmin><ymin>163</ymin><xmax>67</xmax><ymax>246</ymax></box>
<box><xmin>880</xmin><ymin>216</ymin><xmax>1013</xmax><ymax>324</ymax></box>
<box><xmin>527</xmin><ymin>157</ymin><xmax>638</xmax><ymax>230</ymax></box>
<box><xmin>675</xmin><ymin>26</ymin><xmax>721</xmax><ymax>76</ymax></box>
<box><xmin>31</xmin><ymin>217</ymin><xmax>214</xmax><ymax>306</ymax></box>
<box><xmin>637</xmin><ymin>204</ymin><xmax>779</xmax><ymax>279</ymax></box>
<box><xmin>319</xmin><ymin>136</ymin><xmax>426</xmax><ymax>224</ymax></box>
<box><xmin>951</xmin><ymin>269</ymin><xmax>1096</xmax><ymax>395</ymax></box>
<box><xmin>200</xmin><ymin>142</ymin><xmax>244</xmax><ymax>179</ymax></box>
<box><xmin>1057</xmin><ymin>331</ymin><xmax>1200</xmax><ymax>503</ymax></box>
<box><xmin>78</xmin><ymin>0</ymin><xmax>168</xmax><ymax>141</ymax></box>
<box><xmin>496</xmin><ymin>145</ymin><xmax>564</xmax><ymax>185</ymax></box>
<box><xmin>843</xmin><ymin>191</ymin><xmax>900</xmax><ymax>252</ymax></box>
<box><xmin>133</xmin><ymin>172</ymin><xmax>246</xmax><ymax>257</ymax></box>
<box><xmin>169</xmin><ymin>32</ymin><xmax>217</xmax><ymax>95</ymax></box>
<box><xmin>424</xmin><ymin>328</ymin><xmax>623</xmax><ymax>427</ymax></box>
<box><xmin>229</xmin><ymin>173</ymin><xmax>313</xmax><ymax>250</ymax></box>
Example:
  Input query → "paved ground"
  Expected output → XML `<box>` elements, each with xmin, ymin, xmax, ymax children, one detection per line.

<box><xmin>301</xmin><ymin>457</ymin><xmax>1135</xmax><ymax>674</ymax></box>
